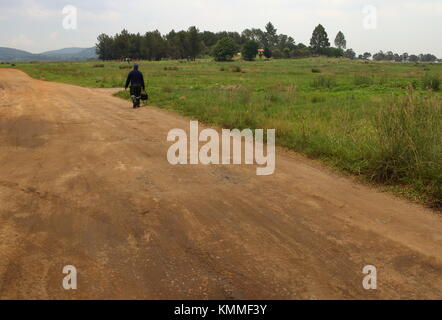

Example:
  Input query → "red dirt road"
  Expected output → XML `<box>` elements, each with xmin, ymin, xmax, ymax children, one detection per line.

<box><xmin>0</xmin><ymin>69</ymin><xmax>441</xmax><ymax>299</ymax></box>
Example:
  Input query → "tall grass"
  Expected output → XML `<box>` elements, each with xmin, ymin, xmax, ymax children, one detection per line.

<box><xmin>368</xmin><ymin>91</ymin><xmax>442</xmax><ymax>206</ymax></box>
<box><xmin>422</xmin><ymin>74</ymin><xmax>441</xmax><ymax>91</ymax></box>
<box><xmin>311</xmin><ymin>75</ymin><xmax>337</xmax><ymax>89</ymax></box>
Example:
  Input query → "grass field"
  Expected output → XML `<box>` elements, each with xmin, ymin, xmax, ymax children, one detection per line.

<box><xmin>1</xmin><ymin>58</ymin><xmax>441</xmax><ymax>207</ymax></box>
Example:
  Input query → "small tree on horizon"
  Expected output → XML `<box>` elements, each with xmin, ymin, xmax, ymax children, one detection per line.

<box><xmin>344</xmin><ymin>48</ymin><xmax>356</xmax><ymax>59</ymax></box>
<box><xmin>363</xmin><ymin>52</ymin><xmax>372</xmax><ymax>60</ymax></box>
<box><xmin>334</xmin><ymin>31</ymin><xmax>347</xmax><ymax>50</ymax></box>
<box><xmin>211</xmin><ymin>37</ymin><xmax>238</xmax><ymax>61</ymax></box>
<box><xmin>241</xmin><ymin>40</ymin><xmax>259</xmax><ymax>61</ymax></box>
<box><xmin>310</xmin><ymin>24</ymin><xmax>330</xmax><ymax>54</ymax></box>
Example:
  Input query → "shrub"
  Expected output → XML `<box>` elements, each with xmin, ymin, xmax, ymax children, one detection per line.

<box><xmin>241</xmin><ymin>40</ymin><xmax>259</xmax><ymax>61</ymax></box>
<box><xmin>93</xmin><ymin>64</ymin><xmax>105</xmax><ymax>68</ymax></box>
<box><xmin>322</xmin><ymin>47</ymin><xmax>344</xmax><ymax>58</ymax></box>
<box><xmin>272</xmin><ymin>49</ymin><xmax>284</xmax><ymax>59</ymax></box>
<box><xmin>231</xmin><ymin>66</ymin><xmax>242</xmax><ymax>73</ymax></box>
<box><xmin>212</xmin><ymin>37</ymin><xmax>239</xmax><ymax>62</ymax></box>
<box><xmin>311</xmin><ymin>68</ymin><xmax>321</xmax><ymax>73</ymax></box>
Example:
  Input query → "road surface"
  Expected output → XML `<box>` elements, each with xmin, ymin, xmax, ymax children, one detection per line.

<box><xmin>0</xmin><ymin>69</ymin><xmax>441</xmax><ymax>299</ymax></box>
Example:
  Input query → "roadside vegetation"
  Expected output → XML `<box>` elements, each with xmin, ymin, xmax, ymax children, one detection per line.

<box><xmin>1</xmin><ymin>58</ymin><xmax>441</xmax><ymax>207</ymax></box>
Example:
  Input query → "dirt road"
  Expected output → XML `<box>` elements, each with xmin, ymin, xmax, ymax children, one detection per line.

<box><xmin>0</xmin><ymin>69</ymin><xmax>441</xmax><ymax>300</ymax></box>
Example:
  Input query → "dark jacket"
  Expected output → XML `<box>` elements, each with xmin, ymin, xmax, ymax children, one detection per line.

<box><xmin>125</xmin><ymin>70</ymin><xmax>145</xmax><ymax>90</ymax></box>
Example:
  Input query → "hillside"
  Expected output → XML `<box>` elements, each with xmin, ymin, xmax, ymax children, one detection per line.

<box><xmin>0</xmin><ymin>46</ymin><xmax>97</xmax><ymax>62</ymax></box>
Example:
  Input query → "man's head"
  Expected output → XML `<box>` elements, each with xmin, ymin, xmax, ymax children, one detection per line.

<box><xmin>133</xmin><ymin>64</ymin><xmax>139</xmax><ymax>70</ymax></box>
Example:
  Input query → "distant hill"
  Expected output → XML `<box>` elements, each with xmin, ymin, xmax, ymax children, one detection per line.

<box><xmin>0</xmin><ymin>47</ymin><xmax>98</xmax><ymax>62</ymax></box>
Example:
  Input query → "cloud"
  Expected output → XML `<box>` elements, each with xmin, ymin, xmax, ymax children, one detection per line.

<box><xmin>0</xmin><ymin>0</ymin><xmax>440</xmax><ymax>56</ymax></box>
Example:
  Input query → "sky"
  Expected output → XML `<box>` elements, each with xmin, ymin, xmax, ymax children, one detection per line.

<box><xmin>0</xmin><ymin>0</ymin><xmax>441</xmax><ymax>56</ymax></box>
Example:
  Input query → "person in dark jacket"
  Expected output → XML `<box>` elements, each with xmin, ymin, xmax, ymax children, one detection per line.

<box><xmin>125</xmin><ymin>64</ymin><xmax>145</xmax><ymax>108</ymax></box>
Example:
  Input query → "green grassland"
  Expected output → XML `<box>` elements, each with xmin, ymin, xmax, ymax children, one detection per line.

<box><xmin>1</xmin><ymin>58</ymin><xmax>441</xmax><ymax>207</ymax></box>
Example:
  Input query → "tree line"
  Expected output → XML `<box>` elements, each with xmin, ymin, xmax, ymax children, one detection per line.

<box><xmin>96</xmin><ymin>23</ymin><xmax>439</xmax><ymax>62</ymax></box>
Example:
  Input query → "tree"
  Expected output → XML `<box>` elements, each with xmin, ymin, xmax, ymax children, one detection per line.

<box><xmin>276</xmin><ymin>34</ymin><xmax>296</xmax><ymax>53</ymax></box>
<box><xmin>334</xmin><ymin>31</ymin><xmax>347</xmax><ymax>50</ymax></box>
<box><xmin>263</xmin><ymin>47</ymin><xmax>272</xmax><ymax>59</ymax></box>
<box><xmin>420</xmin><ymin>53</ymin><xmax>437</xmax><ymax>62</ymax></box>
<box><xmin>264</xmin><ymin>22</ymin><xmax>278</xmax><ymax>49</ymax></box>
<box><xmin>96</xmin><ymin>33</ymin><xmax>114</xmax><ymax>60</ymax></box>
<box><xmin>386</xmin><ymin>51</ymin><xmax>394</xmax><ymax>61</ymax></box>
<box><xmin>409</xmin><ymin>54</ymin><xmax>419</xmax><ymax>62</ymax></box>
<box><xmin>393</xmin><ymin>53</ymin><xmax>402</xmax><ymax>62</ymax></box>
<box><xmin>201</xmin><ymin>31</ymin><xmax>218</xmax><ymax>48</ymax></box>
<box><xmin>292</xmin><ymin>43</ymin><xmax>310</xmax><ymax>58</ymax></box>
<box><xmin>187</xmin><ymin>26</ymin><xmax>203</xmax><ymax>61</ymax></box>
<box><xmin>212</xmin><ymin>37</ymin><xmax>238</xmax><ymax>61</ymax></box>
<box><xmin>362</xmin><ymin>52</ymin><xmax>372</xmax><ymax>60</ymax></box>
<box><xmin>113</xmin><ymin>29</ymin><xmax>131</xmax><ymax>59</ymax></box>
<box><xmin>241</xmin><ymin>40</ymin><xmax>259</xmax><ymax>61</ymax></box>
<box><xmin>242</xmin><ymin>28</ymin><xmax>265</xmax><ymax>45</ymax></box>
<box><xmin>401</xmin><ymin>53</ymin><xmax>409</xmax><ymax>62</ymax></box>
<box><xmin>310</xmin><ymin>24</ymin><xmax>330</xmax><ymax>54</ymax></box>
<box><xmin>372</xmin><ymin>51</ymin><xmax>386</xmax><ymax>61</ymax></box>
<box><xmin>344</xmin><ymin>48</ymin><xmax>356</xmax><ymax>59</ymax></box>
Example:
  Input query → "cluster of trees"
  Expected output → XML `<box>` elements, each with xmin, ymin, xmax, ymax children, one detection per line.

<box><xmin>96</xmin><ymin>23</ymin><xmax>311</xmax><ymax>61</ymax></box>
<box><xmin>96</xmin><ymin>27</ymin><xmax>203</xmax><ymax>61</ymax></box>
<box><xmin>211</xmin><ymin>22</ymin><xmax>311</xmax><ymax>61</ymax></box>
<box><xmin>96</xmin><ymin>23</ymin><xmax>439</xmax><ymax>62</ymax></box>
<box><xmin>371</xmin><ymin>51</ymin><xmax>438</xmax><ymax>62</ymax></box>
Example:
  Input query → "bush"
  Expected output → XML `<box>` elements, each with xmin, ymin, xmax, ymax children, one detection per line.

<box><xmin>212</xmin><ymin>37</ymin><xmax>239</xmax><ymax>62</ymax></box>
<box><xmin>322</xmin><ymin>47</ymin><xmax>344</xmax><ymax>58</ymax></box>
<box><xmin>241</xmin><ymin>40</ymin><xmax>259</xmax><ymax>61</ymax></box>
<box><xmin>93</xmin><ymin>64</ymin><xmax>105</xmax><ymax>68</ymax></box>
<box><xmin>311</xmin><ymin>68</ymin><xmax>321</xmax><ymax>73</ymax></box>
<box><xmin>272</xmin><ymin>49</ymin><xmax>284</xmax><ymax>59</ymax></box>
<box><xmin>231</xmin><ymin>66</ymin><xmax>242</xmax><ymax>73</ymax></box>
<box><xmin>422</xmin><ymin>74</ymin><xmax>440</xmax><ymax>91</ymax></box>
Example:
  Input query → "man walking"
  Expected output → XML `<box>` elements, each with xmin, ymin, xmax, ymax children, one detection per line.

<box><xmin>125</xmin><ymin>64</ymin><xmax>145</xmax><ymax>109</ymax></box>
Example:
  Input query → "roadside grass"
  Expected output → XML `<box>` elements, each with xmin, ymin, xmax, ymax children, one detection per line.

<box><xmin>2</xmin><ymin>58</ymin><xmax>441</xmax><ymax>207</ymax></box>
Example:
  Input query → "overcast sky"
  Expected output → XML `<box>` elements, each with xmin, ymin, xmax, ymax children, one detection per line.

<box><xmin>0</xmin><ymin>0</ymin><xmax>441</xmax><ymax>56</ymax></box>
